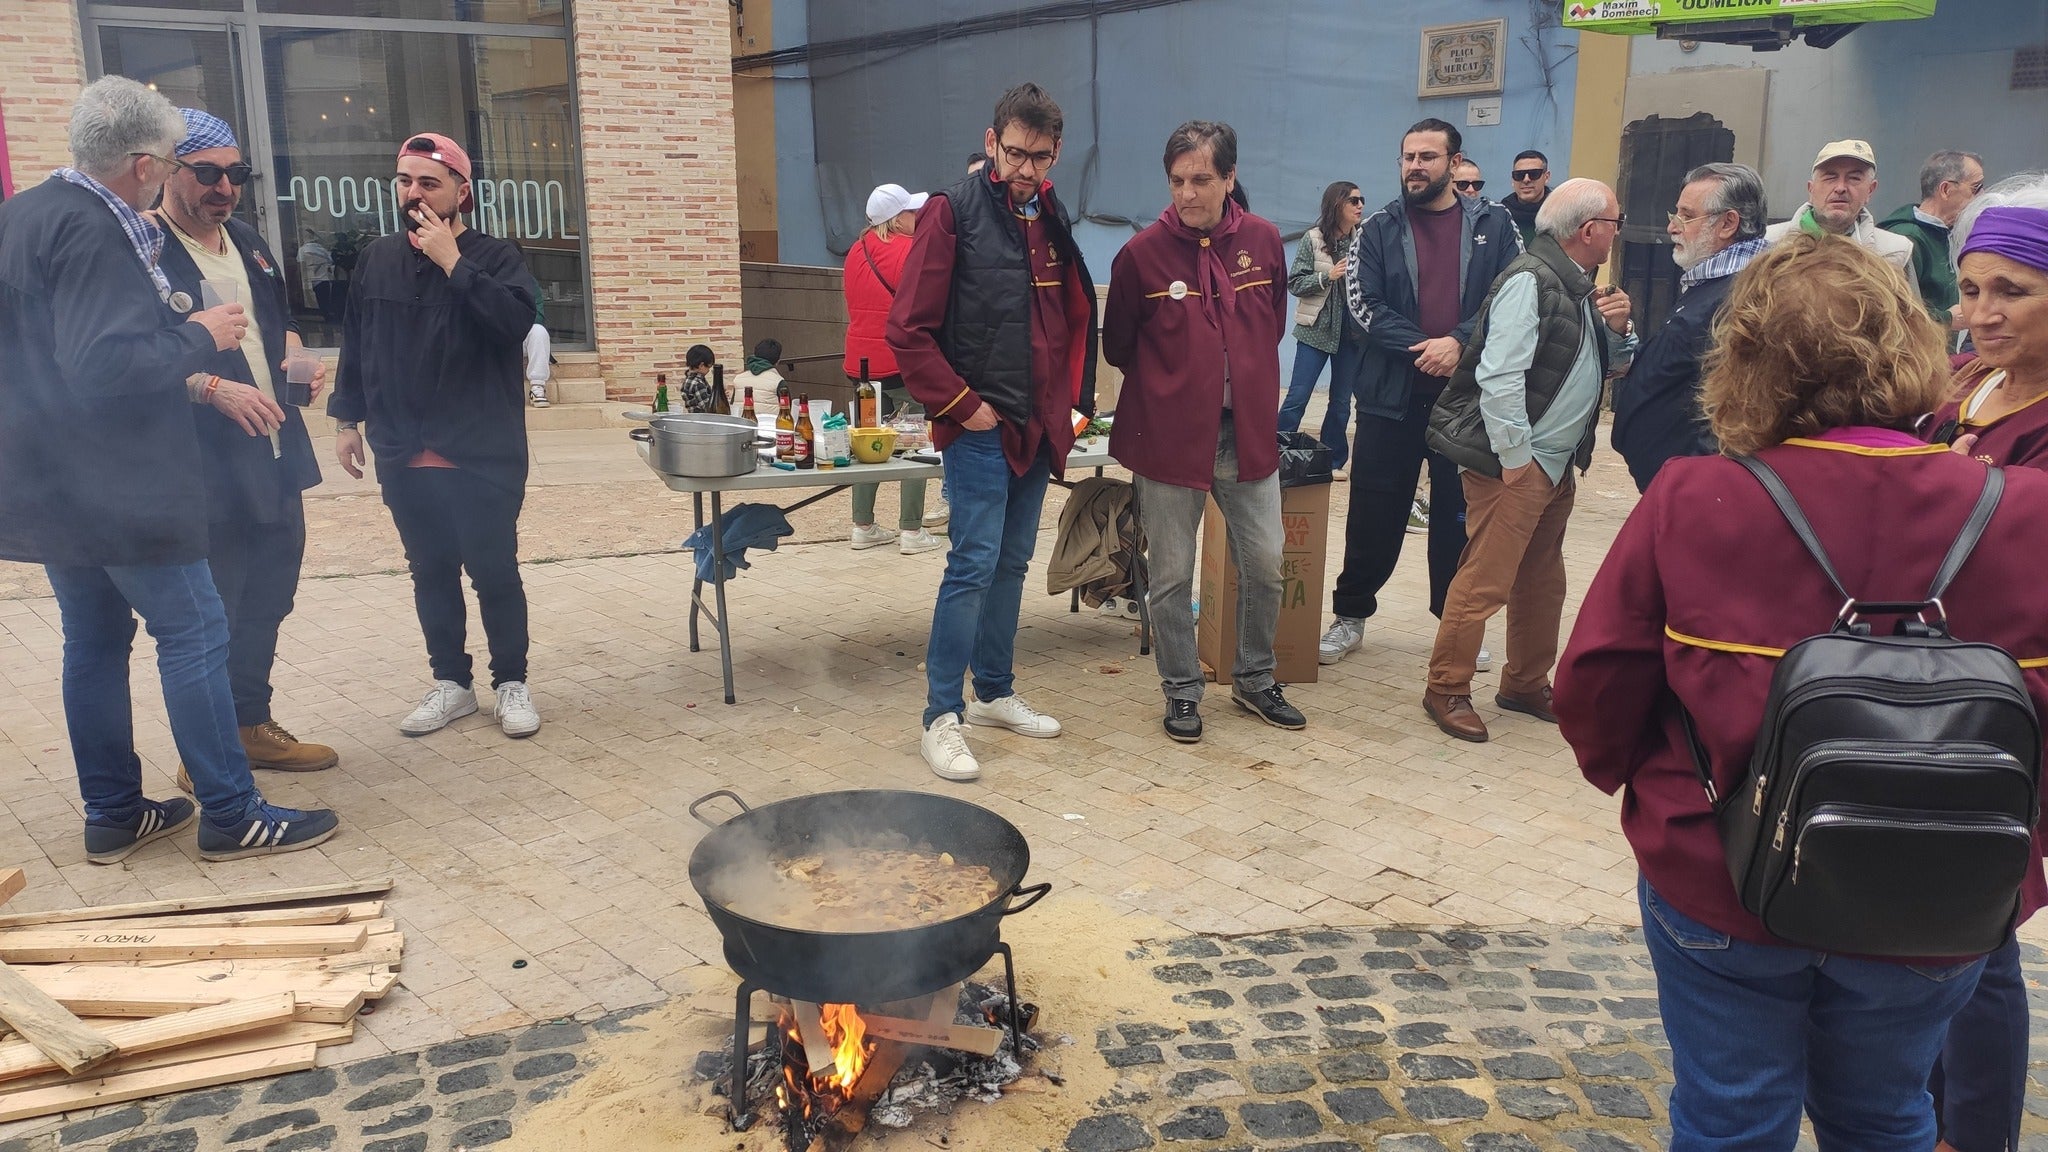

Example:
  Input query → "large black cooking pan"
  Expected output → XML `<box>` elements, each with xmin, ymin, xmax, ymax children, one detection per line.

<box><xmin>687</xmin><ymin>788</ymin><xmax>1050</xmax><ymax>1005</ymax></box>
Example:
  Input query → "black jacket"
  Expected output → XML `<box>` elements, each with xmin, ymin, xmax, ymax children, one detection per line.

<box><xmin>1611</xmin><ymin>271</ymin><xmax>1735</xmax><ymax>493</ymax></box>
<box><xmin>937</xmin><ymin>171</ymin><xmax>1097</xmax><ymax>425</ymax></box>
<box><xmin>1340</xmin><ymin>193</ymin><xmax>1523</xmax><ymax>421</ymax></box>
<box><xmin>328</xmin><ymin>230</ymin><xmax>538</xmax><ymax>492</ymax></box>
<box><xmin>156</xmin><ymin>217</ymin><xmax>323</xmax><ymax>525</ymax></box>
<box><xmin>1429</xmin><ymin>235</ymin><xmax>1609</xmax><ymax>479</ymax></box>
<box><xmin>0</xmin><ymin>178</ymin><xmax>218</xmax><ymax>567</ymax></box>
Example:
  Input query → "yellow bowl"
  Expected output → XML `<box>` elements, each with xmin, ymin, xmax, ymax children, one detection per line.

<box><xmin>850</xmin><ymin>427</ymin><xmax>898</xmax><ymax>464</ymax></box>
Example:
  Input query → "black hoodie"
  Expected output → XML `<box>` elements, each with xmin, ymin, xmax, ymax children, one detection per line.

<box><xmin>1506</xmin><ymin>188</ymin><xmax>1548</xmax><ymax>248</ymax></box>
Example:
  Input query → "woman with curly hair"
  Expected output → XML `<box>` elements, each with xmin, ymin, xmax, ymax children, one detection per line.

<box><xmin>1554</xmin><ymin>234</ymin><xmax>2048</xmax><ymax>1150</ymax></box>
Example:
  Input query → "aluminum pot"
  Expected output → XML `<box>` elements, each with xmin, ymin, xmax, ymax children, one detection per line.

<box><xmin>630</xmin><ymin>412</ymin><xmax>759</xmax><ymax>478</ymax></box>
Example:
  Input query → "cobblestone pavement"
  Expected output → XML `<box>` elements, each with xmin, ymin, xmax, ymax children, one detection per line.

<box><xmin>1</xmin><ymin>412</ymin><xmax>2045</xmax><ymax>1147</ymax></box>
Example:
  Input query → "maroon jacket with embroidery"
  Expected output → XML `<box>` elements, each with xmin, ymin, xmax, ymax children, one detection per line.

<box><xmin>1554</xmin><ymin>439</ymin><xmax>2048</xmax><ymax>950</ymax></box>
<box><xmin>1102</xmin><ymin>203</ymin><xmax>1288</xmax><ymax>490</ymax></box>
<box><xmin>1929</xmin><ymin>360</ymin><xmax>2048</xmax><ymax>469</ymax></box>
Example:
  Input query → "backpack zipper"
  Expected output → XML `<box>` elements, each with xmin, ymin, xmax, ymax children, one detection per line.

<box><xmin>1790</xmin><ymin>804</ymin><xmax>2030</xmax><ymax>884</ymax></box>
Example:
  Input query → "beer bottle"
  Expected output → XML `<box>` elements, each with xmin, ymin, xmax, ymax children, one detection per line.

<box><xmin>740</xmin><ymin>387</ymin><xmax>756</xmax><ymax>423</ymax></box>
<box><xmin>653</xmin><ymin>372</ymin><xmax>669</xmax><ymax>413</ymax></box>
<box><xmin>711</xmin><ymin>364</ymin><xmax>730</xmax><ymax>415</ymax></box>
<box><xmin>856</xmin><ymin>358</ymin><xmax>878</xmax><ymax>427</ymax></box>
<box><xmin>775</xmin><ymin>391</ymin><xmax>796</xmax><ymax>462</ymax></box>
<box><xmin>793</xmin><ymin>395</ymin><xmax>815</xmax><ymax>469</ymax></box>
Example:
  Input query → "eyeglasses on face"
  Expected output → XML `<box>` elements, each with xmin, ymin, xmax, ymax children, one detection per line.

<box><xmin>1344</xmin><ymin>194</ymin><xmax>1365</xmax><ymax>205</ymax></box>
<box><xmin>1511</xmin><ymin>169</ymin><xmax>1547</xmax><ymax>182</ymax></box>
<box><xmin>998</xmin><ymin>144</ymin><xmax>1056</xmax><ymax>171</ymax></box>
<box><xmin>1454</xmin><ymin>180</ymin><xmax>1485</xmax><ymax>192</ymax></box>
<box><xmin>134</xmin><ymin>153</ymin><xmax>254</xmax><ymax>187</ymax></box>
<box><xmin>1588</xmin><ymin>214</ymin><xmax>1627</xmax><ymax>228</ymax></box>
<box><xmin>1667</xmin><ymin>209</ymin><xmax>1729</xmax><ymax>229</ymax></box>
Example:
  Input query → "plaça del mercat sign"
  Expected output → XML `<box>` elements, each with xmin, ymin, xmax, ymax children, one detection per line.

<box><xmin>1563</xmin><ymin>0</ymin><xmax>1937</xmax><ymax>36</ymax></box>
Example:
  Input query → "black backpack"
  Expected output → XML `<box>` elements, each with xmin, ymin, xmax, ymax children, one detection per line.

<box><xmin>1685</xmin><ymin>456</ymin><xmax>2040</xmax><ymax>957</ymax></box>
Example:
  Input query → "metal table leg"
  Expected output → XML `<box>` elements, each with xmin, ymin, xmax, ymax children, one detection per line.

<box><xmin>689</xmin><ymin>492</ymin><xmax>706</xmax><ymax>652</ymax></box>
<box><xmin>710</xmin><ymin>491</ymin><xmax>736</xmax><ymax>705</ymax></box>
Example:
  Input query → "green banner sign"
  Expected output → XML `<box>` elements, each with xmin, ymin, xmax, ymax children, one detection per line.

<box><xmin>1564</xmin><ymin>0</ymin><xmax>1936</xmax><ymax>35</ymax></box>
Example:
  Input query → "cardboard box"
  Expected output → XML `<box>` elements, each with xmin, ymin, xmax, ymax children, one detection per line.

<box><xmin>1197</xmin><ymin>482</ymin><xmax>1331</xmax><ymax>686</ymax></box>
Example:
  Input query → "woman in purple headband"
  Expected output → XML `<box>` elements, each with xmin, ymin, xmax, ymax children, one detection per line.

<box><xmin>1923</xmin><ymin>172</ymin><xmax>2048</xmax><ymax>1152</ymax></box>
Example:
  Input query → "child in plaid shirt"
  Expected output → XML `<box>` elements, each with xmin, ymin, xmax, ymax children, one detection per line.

<box><xmin>679</xmin><ymin>344</ymin><xmax>719</xmax><ymax>412</ymax></box>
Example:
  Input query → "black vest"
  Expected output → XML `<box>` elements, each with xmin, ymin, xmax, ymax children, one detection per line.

<box><xmin>936</xmin><ymin>173</ymin><xmax>1097</xmax><ymax>424</ymax></box>
<box><xmin>1428</xmin><ymin>234</ymin><xmax>1608</xmax><ymax>478</ymax></box>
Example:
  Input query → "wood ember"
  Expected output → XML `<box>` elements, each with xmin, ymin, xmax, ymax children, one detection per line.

<box><xmin>0</xmin><ymin>871</ymin><xmax>401</xmax><ymax>1122</ymax></box>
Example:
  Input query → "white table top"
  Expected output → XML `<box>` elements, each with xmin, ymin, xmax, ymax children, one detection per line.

<box><xmin>636</xmin><ymin>434</ymin><xmax>1118</xmax><ymax>494</ymax></box>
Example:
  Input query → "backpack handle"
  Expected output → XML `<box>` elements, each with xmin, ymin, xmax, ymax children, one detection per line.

<box><xmin>1736</xmin><ymin>454</ymin><xmax>2003</xmax><ymax>633</ymax></box>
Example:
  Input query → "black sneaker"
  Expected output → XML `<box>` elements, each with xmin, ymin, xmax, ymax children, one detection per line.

<box><xmin>1165</xmin><ymin>699</ymin><xmax>1203</xmax><ymax>743</ymax></box>
<box><xmin>84</xmin><ymin>797</ymin><xmax>196</xmax><ymax>865</ymax></box>
<box><xmin>197</xmin><ymin>803</ymin><xmax>341</xmax><ymax>862</ymax></box>
<box><xmin>1232</xmin><ymin>683</ymin><xmax>1307</xmax><ymax>730</ymax></box>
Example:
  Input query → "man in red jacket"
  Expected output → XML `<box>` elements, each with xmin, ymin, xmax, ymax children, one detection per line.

<box><xmin>1103</xmin><ymin>122</ymin><xmax>1304</xmax><ymax>743</ymax></box>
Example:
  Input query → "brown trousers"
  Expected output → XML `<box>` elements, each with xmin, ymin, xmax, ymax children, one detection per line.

<box><xmin>1427</xmin><ymin>467</ymin><xmax>1577</xmax><ymax>697</ymax></box>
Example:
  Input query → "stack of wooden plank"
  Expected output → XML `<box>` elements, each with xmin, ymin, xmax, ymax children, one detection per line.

<box><xmin>0</xmin><ymin>871</ymin><xmax>400</xmax><ymax>1123</ymax></box>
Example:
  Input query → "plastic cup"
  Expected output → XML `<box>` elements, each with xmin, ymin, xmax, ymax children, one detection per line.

<box><xmin>284</xmin><ymin>354</ymin><xmax>316</xmax><ymax>407</ymax></box>
<box><xmin>200</xmin><ymin>279</ymin><xmax>238</xmax><ymax>309</ymax></box>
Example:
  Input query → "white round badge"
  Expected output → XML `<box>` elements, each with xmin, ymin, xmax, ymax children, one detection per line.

<box><xmin>1168</xmin><ymin>281</ymin><xmax>1188</xmax><ymax>301</ymax></box>
<box><xmin>168</xmin><ymin>291</ymin><xmax>195</xmax><ymax>314</ymax></box>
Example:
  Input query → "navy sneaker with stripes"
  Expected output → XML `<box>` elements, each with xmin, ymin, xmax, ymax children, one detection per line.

<box><xmin>197</xmin><ymin>803</ymin><xmax>340</xmax><ymax>862</ymax></box>
<box><xmin>84</xmin><ymin>797</ymin><xmax>197</xmax><ymax>865</ymax></box>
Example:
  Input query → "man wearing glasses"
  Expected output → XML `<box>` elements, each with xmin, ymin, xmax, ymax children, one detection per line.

<box><xmin>1612</xmin><ymin>163</ymin><xmax>1771</xmax><ymax>493</ymax></box>
<box><xmin>889</xmin><ymin>83</ymin><xmax>1098</xmax><ymax>783</ymax></box>
<box><xmin>1422</xmin><ymin>179</ymin><xmax>1636</xmax><ymax>743</ymax></box>
<box><xmin>1452</xmin><ymin>161</ymin><xmax>1486</xmax><ymax>204</ymax></box>
<box><xmin>0</xmin><ymin>77</ymin><xmax>340</xmax><ymax>862</ymax></box>
<box><xmin>1881</xmin><ymin>149</ymin><xmax>1985</xmax><ymax>326</ymax></box>
<box><xmin>1505</xmin><ymin>150</ymin><xmax>1552</xmax><ymax>246</ymax></box>
<box><xmin>154</xmin><ymin>108</ymin><xmax>337</xmax><ymax>785</ymax></box>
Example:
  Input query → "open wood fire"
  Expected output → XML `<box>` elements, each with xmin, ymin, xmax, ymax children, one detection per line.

<box><xmin>705</xmin><ymin>981</ymin><xmax>1037</xmax><ymax>1152</ymax></box>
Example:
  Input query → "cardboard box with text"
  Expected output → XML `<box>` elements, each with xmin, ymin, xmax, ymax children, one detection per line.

<box><xmin>1197</xmin><ymin>481</ymin><xmax>1330</xmax><ymax>686</ymax></box>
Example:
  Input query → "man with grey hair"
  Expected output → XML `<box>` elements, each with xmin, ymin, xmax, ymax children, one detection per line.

<box><xmin>1421</xmin><ymin>177</ymin><xmax>1637</xmax><ymax>742</ymax></box>
<box><xmin>1882</xmin><ymin>149</ymin><xmax>1984</xmax><ymax>326</ymax></box>
<box><xmin>0</xmin><ymin>76</ymin><xmax>340</xmax><ymax>864</ymax></box>
<box><xmin>1612</xmin><ymin>162</ymin><xmax>1771</xmax><ymax>492</ymax></box>
<box><xmin>1764</xmin><ymin>139</ymin><xmax>1915</xmax><ymax>286</ymax></box>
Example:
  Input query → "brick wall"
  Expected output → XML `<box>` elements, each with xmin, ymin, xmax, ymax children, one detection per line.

<box><xmin>0</xmin><ymin>0</ymin><xmax>88</xmax><ymax>188</ymax></box>
<box><xmin>572</xmin><ymin>0</ymin><xmax>743</xmax><ymax>402</ymax></box>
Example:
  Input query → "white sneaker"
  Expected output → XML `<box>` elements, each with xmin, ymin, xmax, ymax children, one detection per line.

<box><xmin>494</xmin><ymin>681</ymin><xmax>541</xmax><ymax>738</ymax></box>
<box><xmin>529</xmin><ymin>384</ymin><xmax>550</xmax><ymax>408</ymax></box>
<box><xmin>899</xmin><ymin>529</ymin><xmax>944</xmax><ymax>555</ymax></box>
<box><xmin>1476</xmin><ymin>646</ymin><xmax>1494</xmax><ymax>672</ymax></box>
<box><xmin>921</xmin><ymin>714</ymin><xmax>981</xmax><ymax>782</ymax></box>
<box><xmin>851</xmin><ymin>523</ymin><xmax>894</xmax><ymax>550</ymax></box>
<box><xmin>923</xmin><ymin>495</ymin><xmax>950</xmax><ymax>529</ymax></box>
<box><xmin>1319</xmin><ymin>617</ymin><xmax>1364</xmax><ymax>665</ymax></box>
<box><xmin>400</xmin><ymin>680</ymin><xmax>477</xmax><ymax>735</ymax></box>
<box><xmin>964</xmin><ymin>693</ymin><xmax>1061</xmax><ymax>738</ymax></box>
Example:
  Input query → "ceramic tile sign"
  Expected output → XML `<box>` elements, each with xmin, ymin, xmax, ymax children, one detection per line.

<box><xmin>1419</xmin><ymin>19</ymin><xmax>1507</xmax><ymax>99</ymax></box>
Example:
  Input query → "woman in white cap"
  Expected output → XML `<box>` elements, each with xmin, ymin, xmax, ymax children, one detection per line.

<box><xmin>842</xmin><ymin>183</ymin><xmax>942</xmax><ymax>555</ymax></box>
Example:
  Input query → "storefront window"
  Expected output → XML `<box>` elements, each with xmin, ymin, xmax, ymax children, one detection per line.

<box><xmin>261</xmin><ymin>28</ymin><xmax>584</xmax><ymax>345</ymax></box>
<box><xmin>80</xmin><ymin>1</ymin><xmax>584</xmax><ymax>348</ymax></box>
<box><xmin>258</xmin><ymin>0</ymin><xmax>564</xmax><ymax>28</ymax></box>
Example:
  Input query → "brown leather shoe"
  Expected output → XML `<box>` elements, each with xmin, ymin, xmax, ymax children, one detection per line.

<box><xmin>1423</xmin><ymin>690</ymin><xmax>1490</xmax><ymax>743</ymax></box>
<box><xmin>240</xmin><ymin>721</ymin><xmax>339</xmax><ymax>772</ymax></box>
<box><xmin>1495</xmin><ymin>686</ymin><xmax>1558</xmax><ymax>724</ymax></box>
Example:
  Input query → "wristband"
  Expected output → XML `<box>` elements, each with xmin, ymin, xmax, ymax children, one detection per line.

<box><xmin>203</xmin><ymin>375</ymin><xmax>221</xmax><ymax>401</ymax></box>
<box><xmin>335</xmin><ymin>421</ymin><xmax>359</xmax><ymax>432</ymax></box>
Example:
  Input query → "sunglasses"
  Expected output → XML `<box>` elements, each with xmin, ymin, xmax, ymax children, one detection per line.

<box><xmin>1345</xmin><ymin>194</ymin><xmax>1365</xmax><ymax>205</ymax></box>
<box><xmin>183</xmin><ymin>160</ymin><xmax>254</xmax><ymax>187</ymax></box>
<box><xmin>1512</xmin><ymin>169</ymin><xmax>1547</xmax><ymax>182</ymax></box>
<box><xmin>1453</xmin><ymin>179</ymin><xmax>1485</xmax><ymax>192</ymax></box>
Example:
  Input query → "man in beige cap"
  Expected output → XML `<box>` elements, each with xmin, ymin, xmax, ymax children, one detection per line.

<box><xmin>1764</xmin><ymin>139</ymin><xmax>1915</xmax><ymax>283</ymax></box>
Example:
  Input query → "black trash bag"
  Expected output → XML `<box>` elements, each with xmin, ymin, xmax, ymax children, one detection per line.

<box><xmin>1277</xmin><ymin>431</ymin><xmax>1333</xmax><ymax>489</ymax></box>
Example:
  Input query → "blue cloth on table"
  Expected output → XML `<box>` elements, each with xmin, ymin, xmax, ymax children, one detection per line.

<box><xmin>681</xmin><ymin>503</ymin><xmax>793</xmax><ymax>582</ymax></box>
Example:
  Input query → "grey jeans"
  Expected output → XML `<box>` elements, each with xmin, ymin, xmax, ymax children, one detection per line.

<box><xmin>1134</xmin><ymin>414</ymin><xmax>1284</xmax><ymax>703</ymax></box>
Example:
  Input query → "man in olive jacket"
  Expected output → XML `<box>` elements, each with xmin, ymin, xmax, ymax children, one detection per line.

<box><xmin>1424</xmin><ymin>179</ymin><xmax>1636</xmax><ymax>744</ymax></box>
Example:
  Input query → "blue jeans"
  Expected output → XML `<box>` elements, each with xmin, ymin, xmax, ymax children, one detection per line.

<box><xmin>922</xmin><ymin>428</ymin><xmax>1049</xmax><ymax>727</ymax></box>
<box><xmin>45</xmin><ymin>562</ymin><xmax>262</xmax><ymax>824</ymax></box>
<box><xmin>1275</xmin><ymin>341</ymin><xmax>1356</xmax><ymax>471</ymax></box>
<box><xmin>1640</xmin><ymin>878</ymin><xmax>1985</xmax><ymax>1151</ymax></box>
<box><xmin>1930</xmin><ymin>934</ymin><xmax>2026</xmax><ymax>1152</ymax></box>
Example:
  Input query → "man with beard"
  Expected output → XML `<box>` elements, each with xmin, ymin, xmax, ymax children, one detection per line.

<box><xmin>1505</xmin><ymin>150</ymin><xmax>1551</xmax><ymax>246</ymax></box>
<box><xmin>1102</xmin><ymin>121</ymin><xmax>1301</xmax><ymax>743</ymax></box>
<box><xmin>0</xmin><ymin>77</ymin><xmax>339</xmax><ymax>863</ymax></box>
<box><xmin>1611</xmin><ymin>163</ymin><xmax>1771</xmax><ymax>493</ymax></box>
<box><xmin>1764</xmin><ymin>140</ymin><xmax>1915</xmax><ymax>285</ymax></box>
<box><xmin>328</xmin><ymin>133</ymin><xmax>545</xmax><ymax>740</ymax></box>
<box><xmin>1319</xmin><ymin>118</ymin><xmax>1520</xmax><ymax>668</ymax></box>
<box><xmin>154</xmin><ymin>109</ymin><xmax>337</xmax><ymax>788</ymax></box>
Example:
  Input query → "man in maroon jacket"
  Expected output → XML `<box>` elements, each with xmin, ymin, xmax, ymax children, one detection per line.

<box><xmin>1103</xmin><ymin>122</ymin><xmax>1304</xmax><ymax>743</ymax></box>
<box><xmin>887</xmin><ymin>83</ymin><xmax>1098</xmax><ymax>783</ymax></box>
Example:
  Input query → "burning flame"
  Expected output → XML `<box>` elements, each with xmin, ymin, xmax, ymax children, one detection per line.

<box><xmin>820</xmin><ymin>1003</ymin><xmax>869</xmax><ymax>1091</ymax></box>
<box><xmin>774</xmin><ymin>1003</ymin><xmax>875</xmax><ymax>1122</ymax></box>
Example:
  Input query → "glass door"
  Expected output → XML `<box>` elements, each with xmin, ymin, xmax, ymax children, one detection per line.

<box><xmin>91</xmin><ymin>21</ymin><xmax>266</xmax><ymax>240</ymax></box>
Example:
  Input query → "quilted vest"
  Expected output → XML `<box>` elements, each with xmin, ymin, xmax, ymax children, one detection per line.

<box><xmin>936</xmin><ymin>172</ymin><xmax>1087</xmax><ymax>425</ymax></box>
